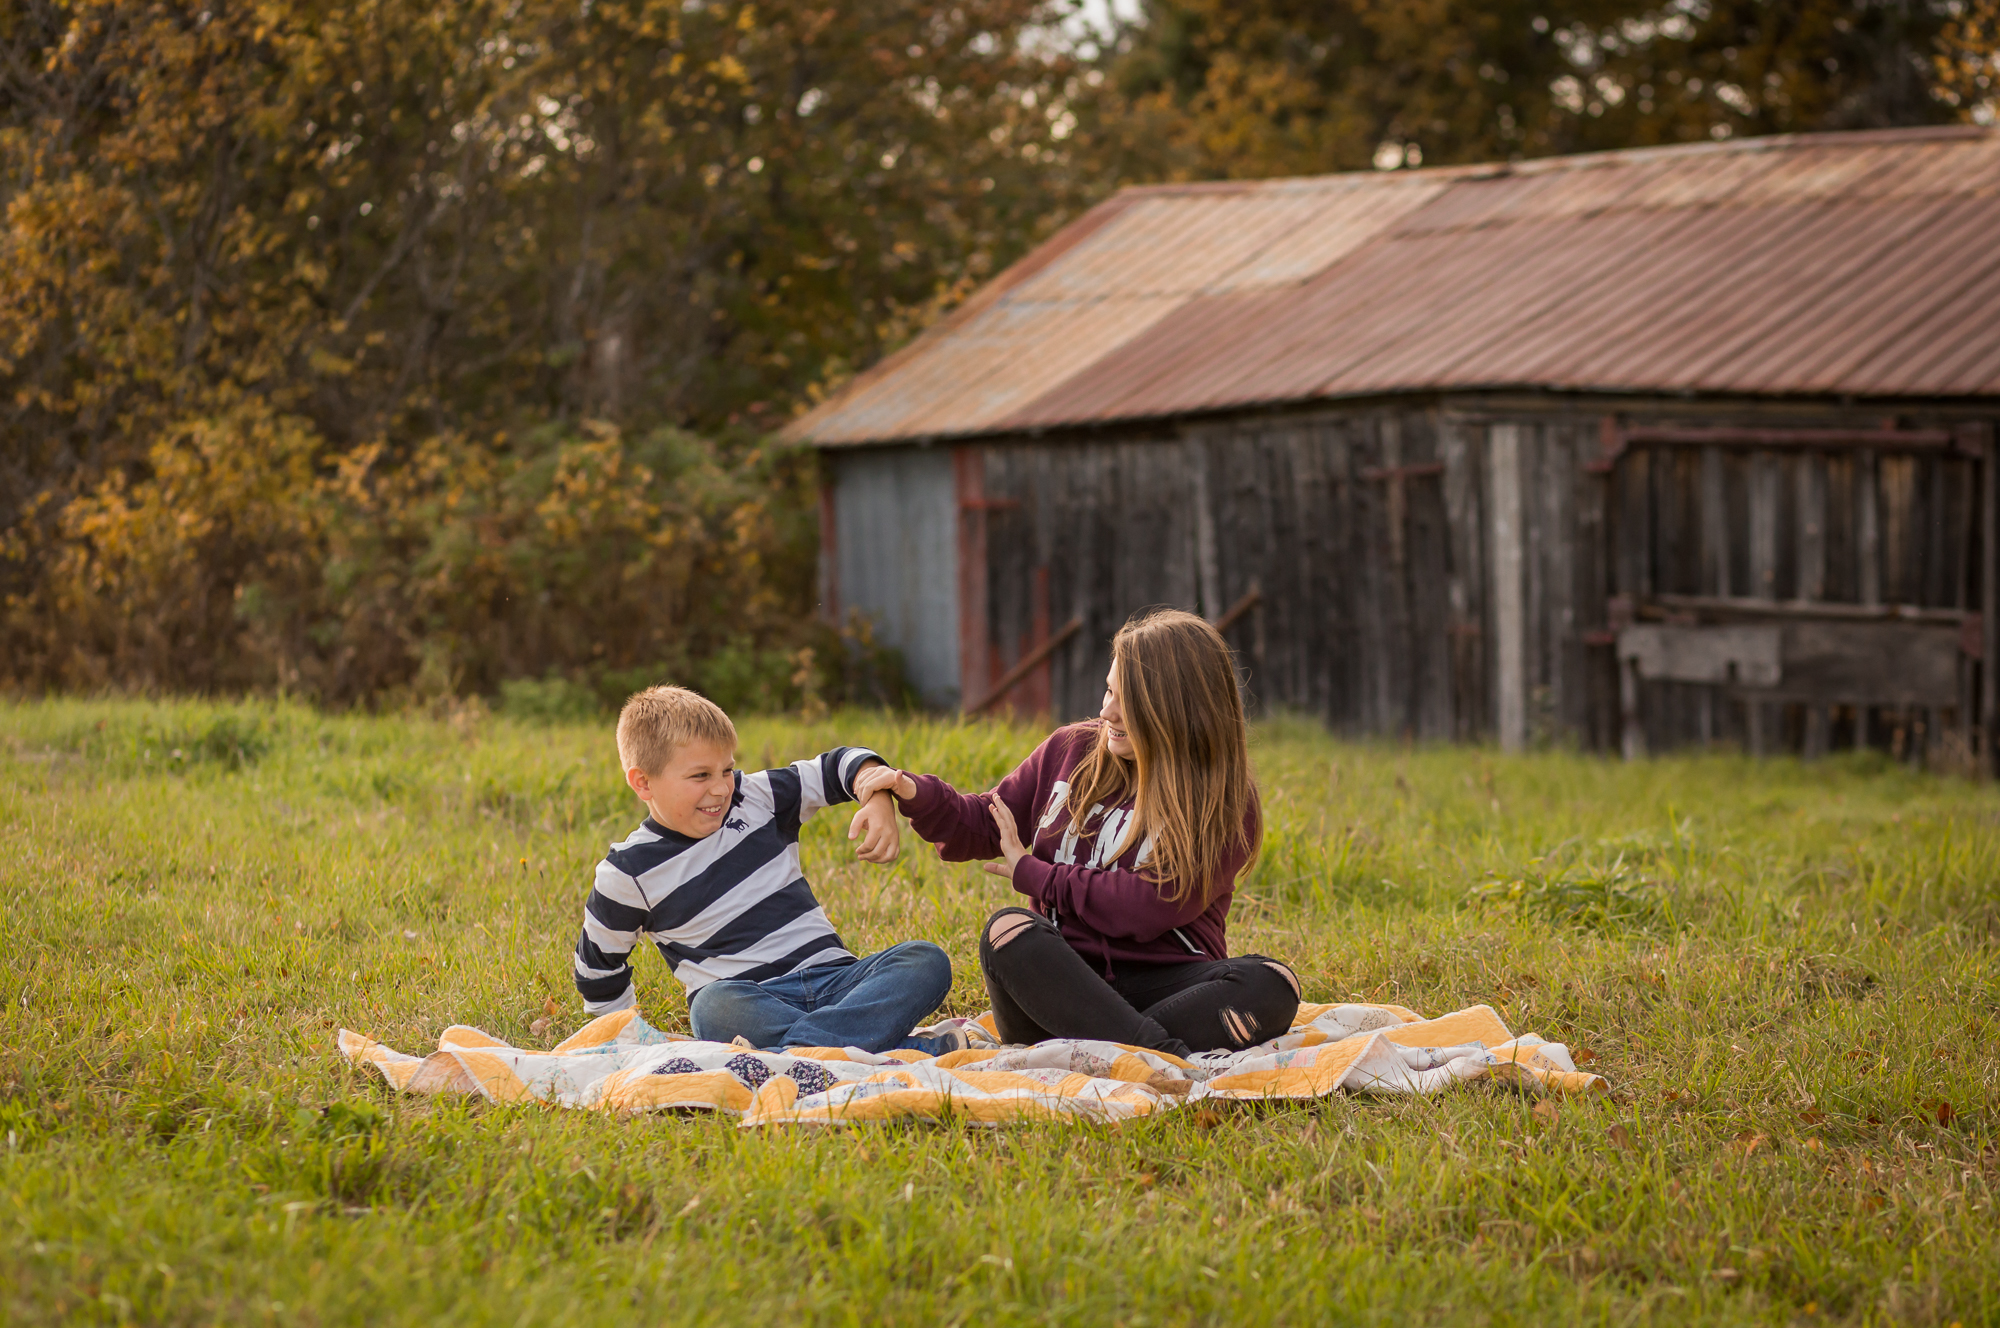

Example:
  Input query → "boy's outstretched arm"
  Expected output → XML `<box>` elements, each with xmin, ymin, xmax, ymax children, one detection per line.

<box><xmin>847</xmin><ymin>775</ymin><xmax>900</xmax><ymax>864</ymax></box>
<box><xmin>572</xmin><ymin>860</ymin><xmax>646</xmax><ymax>1013</ymax></box>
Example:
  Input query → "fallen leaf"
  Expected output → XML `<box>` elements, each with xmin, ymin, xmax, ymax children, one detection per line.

<box><xmin>1801</xmin><ymin>1136</ymin><xmax>1824</xmax><ymax>1152</ymax></box>
<box><xmin>1730</xmin><ymin>1132</ymin><xmax>1769</xmax><ymax>1156</ymax></box>
<box><xmin>1712</xmin><ymin>1267</ymin><xmax>1740</xmax><ymax>1282</ymax></box>
<box><xmin>529</xmin><ymin>1017</ymin><xmax>551</xmax><ymax>1036</ymax></box>
<box><xmin>1573</xmin><ymin>1048</ymin><xmax>1599</xmax><ymax>1066</ymax></box>
<box><xmin>1929</xmin><ymin>1100</ymin><xmax>1956</xmax><ymax>1126</ymax></box>
<box><xmin>542</xmin><ymin>996</ymin><xmax>560</xmax><ymax>1020</ymax></box>
<box><xmin>1192</xmin><ymin>1108</ymin><xmax>1223</xmax><ymax>1131</ymax></box>
<box><xmin>1607</xmin><ymin>1123</ymin><xmax>1634</xmax><ymax>1150</ymax></box>
<box><xmin>1135</xmin><ymin>1171</ymin><xmax>1156</xmax><ymax>1188</ymax></box>
<box><xmin>1799</xmin><ymin>1108</ymin><xmax>1827</xmax><ymax>1126</ymax></box>
<box><xmin>1532</xmin><ymin>1099</ymin><xmax>1560</xmax><ymax>1126</ymax></box>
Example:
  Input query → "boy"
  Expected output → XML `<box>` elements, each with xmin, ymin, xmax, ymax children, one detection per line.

<box><xmin>572</xmin><ymin>685</ymin><xmax>961</xmax><ymax>1055</ymax></box>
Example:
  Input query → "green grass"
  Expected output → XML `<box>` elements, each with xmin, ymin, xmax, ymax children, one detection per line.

<box><xmin>2</xmin><ymin>697</ymin><xmax>1997</xmax><ymax>1326</ymax></box>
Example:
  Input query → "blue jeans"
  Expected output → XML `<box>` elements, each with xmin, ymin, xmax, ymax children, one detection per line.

<box><xmin>686</xmin><ymin>940</ymin><xmax>951</xmax><ymax>1053</ymax></box>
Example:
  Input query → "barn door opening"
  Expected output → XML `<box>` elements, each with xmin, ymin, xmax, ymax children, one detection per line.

<box><xmin>1605</xmin><ymin>422</ymin><xmax>1993</xmax><ymax>766</ymax></box>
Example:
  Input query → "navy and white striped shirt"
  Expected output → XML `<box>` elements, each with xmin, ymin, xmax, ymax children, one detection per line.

<box><xmin>572</xmin><ymin>747</ymin><xmax>881</xmax><ymax>1012</ymax></box>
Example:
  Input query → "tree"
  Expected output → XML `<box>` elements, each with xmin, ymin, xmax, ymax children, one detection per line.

<box><xmin>1078</xmin><ymin>0</ymin><xmax>1970</xmax><ymax>183</ymax></box>
<box><xmin>0</xmin><ymin>0</ymin><xmax>1091</xmax><ymax>700</ymax></box>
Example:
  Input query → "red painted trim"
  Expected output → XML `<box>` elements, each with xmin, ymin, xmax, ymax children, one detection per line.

<box><xmin>817</xmin><ymin>478</ymin><xmax>839</xmax><ymax>625</ymax></box>
<box><xmin>954</xmin><ymin>446</ymin><xmax>989</xmax><ymax>709</ymax></box>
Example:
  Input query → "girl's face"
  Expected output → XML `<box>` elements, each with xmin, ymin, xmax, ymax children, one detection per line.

<box><xmin>1100</xmin><ymin>661</ymin><xmax>1135</xmax><ymax>759</ymax></box>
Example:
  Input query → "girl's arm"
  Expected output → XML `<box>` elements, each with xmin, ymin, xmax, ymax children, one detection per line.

<box><xmin>865</xmin><ymin>732</ymin><xmax>1067</xmax><ymax>862</ymax></box>
<box><xmin>983</xmin><ymin>797</ymin><xmax>1246</xmax><ymax>942</ymax></box>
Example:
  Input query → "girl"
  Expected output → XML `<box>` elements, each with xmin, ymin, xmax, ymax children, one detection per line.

<box><xmin>855</xmin><ymin>608</ymin><xmax>1299</xmax><ymax>1056</ymax></box>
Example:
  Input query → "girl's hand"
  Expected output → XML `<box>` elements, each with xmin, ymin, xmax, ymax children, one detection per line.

<box><xmin>981</xmin><ymin>796</ymin><xmax>1030</xmax><ymax>880</ymax></box>
<box><xmin>853</xmin><ymin>763</ymin><xmax>916</xmax><ymax>803</ymax></box>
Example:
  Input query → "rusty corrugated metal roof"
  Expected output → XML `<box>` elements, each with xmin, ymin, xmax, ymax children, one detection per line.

<box><xmin>788</xmin><ymin>127</ymin><xmax>2000</xmax><ymax>446</ymax></box>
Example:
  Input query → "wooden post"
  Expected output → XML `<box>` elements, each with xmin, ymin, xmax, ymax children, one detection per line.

<box><xmin>1619</xmin><ymin>652</ymin><xmax>1645</xmax><ymax>760</ymax></box>
<box><xmin>1186</xmin><ymin>434</ymin><xmax>1223</xmax><ymax>622</ymax></box>
<box><xmin>1489</xmin><ymin>423</ymin><xmax>1527</xmax><ymax>752</ymax></box>
<box><xmin>1798</xmin><ymin>452</ymin><xmax>1829</xmax><ymax>757</ymax></box>
<box><xmin>1748</xmin><ymin>450</ymin><xmax>1779</xmax><ymax>755</ymax></box>
<box><xmin>1700</xmin><ymin>446</ymin><xmax>1728</xmax><ymax>596</ymax></box>
<box><xmin>1984</xmin><ymin>425</ymin><xmax>1999</xmax><ymax>774</ymax></box>
<box><xmin>1858</xmin><ymin>448</ymin><xmax>1881</xmax><ymax>750</ymax></box>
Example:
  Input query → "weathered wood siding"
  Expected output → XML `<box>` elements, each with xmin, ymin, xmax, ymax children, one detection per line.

<box><xmin>827</xmin><ymin>399</ymin><xmax>1999</xmax><ymax>759</ymax></box>
<box><xmin>976</xmin><ymin>407</ymin><xmax>1588</xmax><ymax>742</ymax></box>
<box><xmin>1611</xmin><ymin>431</ymin><xmax>1992</xmax><ymax>758</ymax></box>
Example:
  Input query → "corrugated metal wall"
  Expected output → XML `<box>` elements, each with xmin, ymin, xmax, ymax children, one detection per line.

<box><xmin>828</xmin><ymin>446</ymin><xmax>960</xmax><ymax>706</ymax></box>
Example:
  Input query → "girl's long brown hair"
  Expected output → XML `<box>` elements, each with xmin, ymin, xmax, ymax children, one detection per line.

<box><xmin>1063</xmin><ymin>608</ymin><xmax>1260</xmax><ymax>907</ymax></box>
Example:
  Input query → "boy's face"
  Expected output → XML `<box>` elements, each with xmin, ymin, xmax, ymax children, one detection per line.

<box><xmin>628</xmin><ymin>739</ymin><xmax>738</xmax><ymax>839</ymax></box>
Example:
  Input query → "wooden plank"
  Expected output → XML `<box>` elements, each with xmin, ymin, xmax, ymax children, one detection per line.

<box><xmin>1615</xmin><ymin>445</ymin><xmax>1652</xmax><ymax>600</ymax></box>
<box><xmin>1985</xmin><ymin>424</ymin><xmax>1999</xmax><ymax>771</ymax></box>
<box><xmin>1643</xmin><ymin>593</ymin><xmax>1967</xmax><ymax>624</ymax></box>
<box><xmin>1352</xmin><ymin>419</ymin><xmax>1392</xmax><ymax>734</ymax></box>
<box><xmin>1440</xmin><ymin>415</ymin><xmax>1488</xmax><ymax>741</ymax></box>
<box><xmin>1824</xmin><ymin>453</ymin><xmax>1855</xmax><ymax>604</ymax></box>
<box><xmin>1747</xmin><ymin>449</ymin><xmax>1779</xmax><ymax>753</ymax></box>
<box><xmin>1287</xmin><ymin>428</ymin><xmax>1331</xmax><ymax>719</ymax></box>
<box><xmin>1796</xmin><ymin>451</ymin><xmax>1826</xmax><ymax>601</ymax></box>
<box><xmin>1749</xmin><ymin>450</ymin><xmax>1779</xmax><ymax>600</ymax></box>
<box><xmin>1405</xmin><ymin>415</ymin><xmax>1454</xmax><ymax>740</ymax></box>
<box><xmin>1541</xmin><ymin>427</ymin><xmax>1579</xmax><ymax>742</ymax></box>
<box><xmin>1795</xmin><ymin>450</ymin><xmax>1828</xmax><ymax>747</ymax></box>
<box><xmin>1858</xmin><ymin>449</ymin><xmax>1882</xmax><ymax>606</ymax></box>
<box><xmin>1925</xmin><ymin>456</ymin><xmax>1949</xmax><ymax>608</ymax></box>
<box><xmin>1489</xmin><ymin>422</ymin><xmax>1527</xmax><ymax>751</ymax></box>
<box><xmin>1701</xmin><ymin>446</ymin><xmax>1728</xmax><ymax>595</ymax></box>
<box><xmin>1571</xmin><ymin>422</ymin><xmax>1614</xmax><ymax>750</ymax></box>
<box><xmin>1327</xmin><ymin>423</ymin><xmax>1360</xmax><ymax>730</ymax></box>
<box><xmin>1618</xmin><ymin>625</ymin><xmax>1781</xmax><ymax>685</ymax></box>
<box><xmin>1950</xmin><ymin>456</ymin><xmax>1975</xmax><ymax>612</ymax></box>
<box><xmin>1881</xmin><ymin>453</ymin><xmax>1914</xmax><ymax>604</ymax></box>
<box><xmin>1618</xmin><ymin>425</ymin><xmax>1959</xmax><ymax>450</ymax></box>
<box><xmin>1620</xmin><ymin>653</ymin><xmax>1644</xmax><ymax>759</ymax></box>
<box><xmin>1739</xmin><ymin>622</ymin><xmax>1962</xmax><ymax>706</ymax></box>
<box><xmin>1378</xmin><ymin>416</ymin><xmax>1415</xmax><ymax>735</ymax></box>
<box><xmin>1521</xmin><ymin>428</ymin><xmax>1547</xmax><ymax>743</ymax></box>
<box><xmin>1186</xmin><ymin>433</ymin><xmax>1223</xmax><ymax>622</ymax></box>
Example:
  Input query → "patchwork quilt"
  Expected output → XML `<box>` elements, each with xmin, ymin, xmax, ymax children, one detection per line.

<box><xmin>338</xmin><ymin>1001</ymin><xmax>1605</xmax><ymax>1126</ymax></box>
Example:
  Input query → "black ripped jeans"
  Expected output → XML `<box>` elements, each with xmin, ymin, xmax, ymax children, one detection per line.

<box><xmin>978</xmin><ymin>907</ymin><xmax>1300</xmax><ymax>1057</ymax></box>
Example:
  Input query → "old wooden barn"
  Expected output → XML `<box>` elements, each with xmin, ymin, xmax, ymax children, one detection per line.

<box><xmin>788</xmin><ymin>126</ymin><xmax>2000</xmax><ymax>760</ymax></box>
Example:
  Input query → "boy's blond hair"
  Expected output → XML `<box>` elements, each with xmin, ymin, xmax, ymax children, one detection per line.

<box><xmin>617</xmin><ymin>686</ymin><xmax>737</xmax><ymax>775</ymax></box>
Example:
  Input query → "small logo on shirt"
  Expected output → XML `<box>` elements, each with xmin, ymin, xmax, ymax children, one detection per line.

<box><xmin>723</xmin><ymin>817</ymin><xmax>748</xmax><ymax>832</ymax></box>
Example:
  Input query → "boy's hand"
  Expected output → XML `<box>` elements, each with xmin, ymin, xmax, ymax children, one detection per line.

<box><xmin>853</xmin><ymin>763</ymin><xmax>916</xmax><ymax>803</ymax></box>
<box><xmin>848</xmin><ymin>791</ymin><xmax>901</xmax><ymax>864</ymax></box>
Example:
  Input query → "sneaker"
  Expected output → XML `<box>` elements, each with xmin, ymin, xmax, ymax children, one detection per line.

<box><xmin>896</xmin><ymin>1028</ymin><xmax>970</xmax><ymax>1058</ymax></box>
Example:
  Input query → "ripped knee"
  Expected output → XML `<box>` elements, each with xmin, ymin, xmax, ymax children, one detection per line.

<box><xmin>1263</xmin><ymin>960</ymin><xmax>1301</xmax><ymax>999</ymax></box>
<box><xmin>985</xmin><ymin>910</ymin><xmax>1037</xmax><ymax>949</ymax></box>
<box><xmin>1220</xmin><ymin>1007</ymin><xmax>1256</xmax><ymax>1045</ymax></box>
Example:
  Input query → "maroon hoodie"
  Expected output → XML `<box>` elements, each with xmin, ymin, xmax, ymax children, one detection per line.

<box><xmin>897</xmin><ymin>722</ymin><xmax>1256</xmax><ymax>973</ymax></box>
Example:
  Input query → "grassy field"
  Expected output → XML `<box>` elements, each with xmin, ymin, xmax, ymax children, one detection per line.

<box><xmin>2</xmin><ymin>697</ymin><xmax>1997</xmax><ymax>1326</ymax></box>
